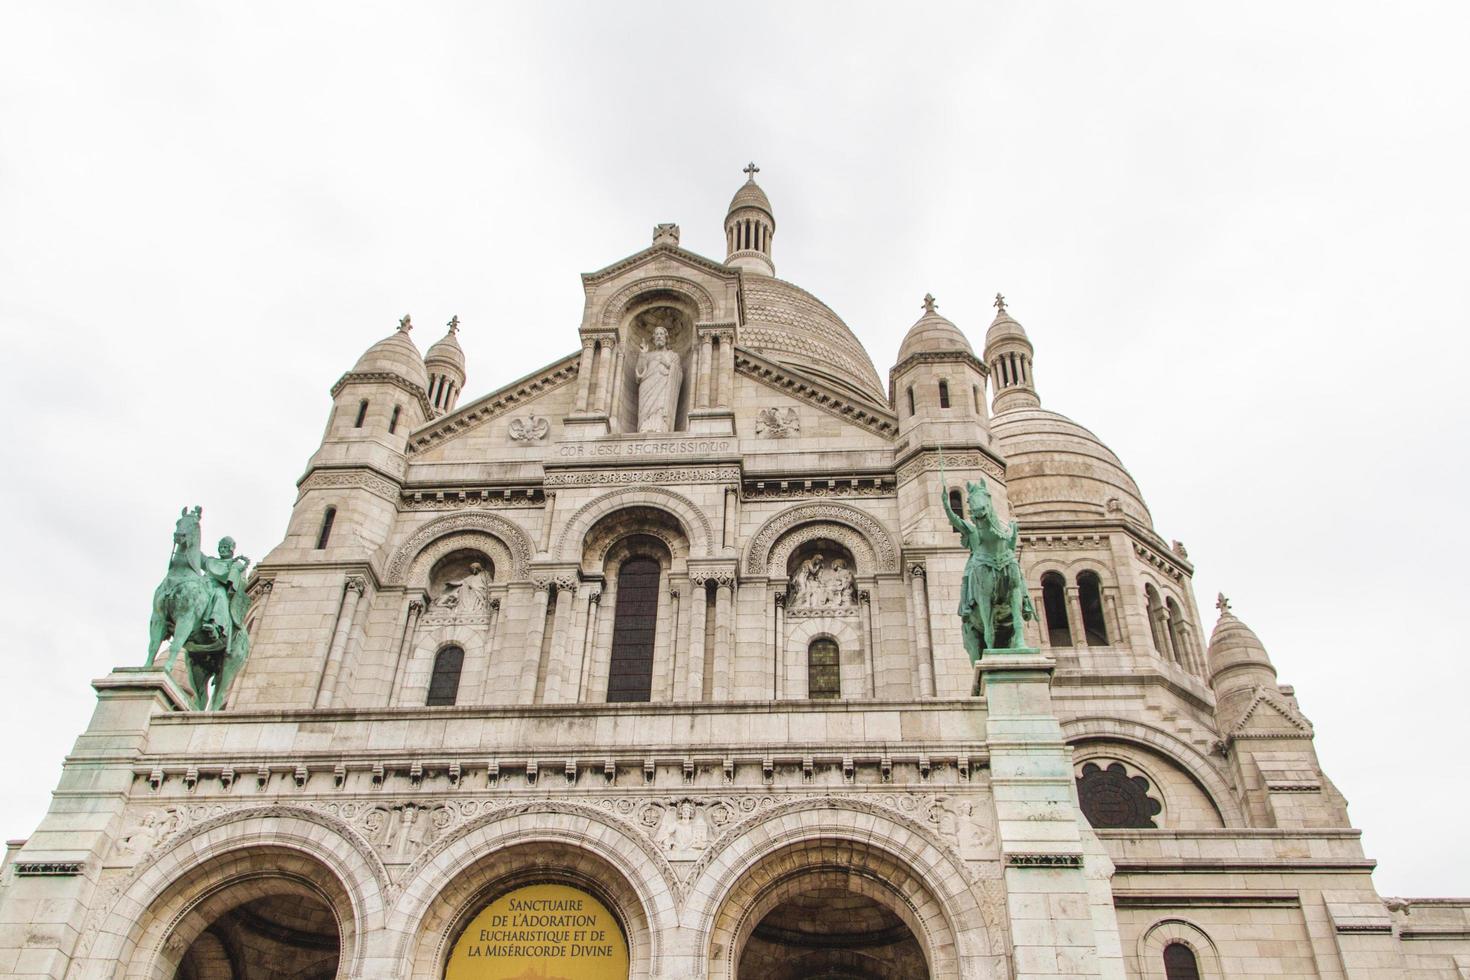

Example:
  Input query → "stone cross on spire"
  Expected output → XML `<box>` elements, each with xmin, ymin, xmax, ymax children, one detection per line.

<box><xmin>1216</xmin><ymin>593</ymin><xmax>1232</xmax><ymax>614</ymax></box>
<box><xmin>993</xmin><ymin>293</ymin><xmax>1007</xmax><ymax>314</ymax></box>
<box><xmin>921</xmin><ymin>293</ymin><xmax>938</xmax><ymax>314</ymax></box>
<box><xmin>743</xmin><ymin>161</ymin><xmax>760</xmax><ymax>179</ymax></box>
<box><xmin>398</xmin><ymin>314</ymin><xmax>412</xmax><ymax>333</ymax></box>
<box><xmin>447</xmin><ymin>315</ymin><xmax>459</xmax><ymax>334</ymax></box>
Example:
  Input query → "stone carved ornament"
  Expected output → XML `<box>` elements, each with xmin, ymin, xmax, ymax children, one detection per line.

<box><xmin>785</xmin><ymin>552</ymin><xmax>857</xmax><ymax>613</ymax></box>
<box><xmin>755</xmin><ymin>406</ymin><xmax>800</xmax><ymax>438</ymax></box>
<box><xmin>507</xmin><ymin>414</ymin><xmax>550</xmax><ymax>442</ymax></box>
<box><xmin>429</xmin><ymin>562</ymin><xmax>491</xmax><ymax>615</ymax></box>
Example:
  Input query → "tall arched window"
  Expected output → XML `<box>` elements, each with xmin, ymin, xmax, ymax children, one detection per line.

<box><xmin>1163</xmin><ymin>942</ymin><xmax>1201</xmax><ymax>980</ymax></box>
<box><xmin>948</xmin><ymin>488</ymin><xmax>964</xmax><ymax>531</ymax></box>
<box><xmin>1144</xmin><ymin>584</ymin><xmax>1168</xmax><ymax>655</ymax></box>
<box><xmin>354</xmin><ymin>399</ymin><xmax>369</xmax><ymax>428</ymax></box>
<box><xmin>426</xmin><ymin>645</ymin><xmax>463</xmax><ymax>706</ymax></box>
<box><xmin>1077</xmin><ymin>571</ymin><xmax>1109</xmax><ymax>646</ymax></box>
<box><xmin>607</xmin><ymin>557</ymin><xmax>660</xmax><ymax>703</ymax></box>
<box><xmin>1041</xmin><ymin>572</ymin><xmax>1071</xmax><ymax>647</ymax></box>
<box><xmin>938</xmin><ymin>379</ymin><xmax>951</xmax><ymax>408</ymax></box>
<box><xmin>1166</xmin><ymin>597</ymin><xmax>1189</xmax><ymax>666</ymax></box>
<box><xmin>808</xmin><ymin>637</ymin><xmax>840</xmax><ymax>699</ymax></box>
<box><xmin>388</xmin><ymin>404</ymin><xmax>401</xmax><ymax>433</ymax></box>
<box><xmin>315</xmin><ymin>506</ymin><xmax>336</xmax><ymax>550</ymax></box>
<box><xmin>906</xmin><ymin>386</ymin><xmax>915</xmax><ymax>416</ymax></box>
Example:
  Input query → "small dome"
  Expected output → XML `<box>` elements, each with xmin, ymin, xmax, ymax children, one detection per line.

<box><xmin>352</xmin><ymin>316</ymin><xmax>427</xmax><ymax>391</ymax></box>
<box><xmin>985</xmin><ymin>307</ymin><xmax>1031</xmax><ymax>349</ymax></box>
<box><xmin>425</xmin><ymin>319</ymin><xmax>465</xmax><ymax>373</ymax></box>
<box><xmin>992</xmin><ymin>407</ymin><xmax>1152</xmax><ymax>527</ymax></box>
<box><xmin>1207</xmin><ymin>595</ymin><xmax>1277</xmax><ymax>686</ymax></box>
<box><xmin>728</xmin><ymin>175</ymin><xmax>774</xmax><ymax>219</ymax></box>
<box><xmin>896</xmin><ymin>294</ymin><xmax>974</xmax><ymax>362</ymax></box>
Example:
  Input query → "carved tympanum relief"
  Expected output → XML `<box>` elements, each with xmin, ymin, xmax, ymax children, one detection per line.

<box><xmin>786</xmin><ymin>546</ymin><xmax>857</xmax><ymax>615</ymax></box>
<box><xmin>755</xmin><ymin>406</ymin><xmax>800</xmax><ymax>438</ymax></box>
<box><xmin>507</xmin><ymin>414</ymin><xmax>550</xmax><ymax>442</ymax></box>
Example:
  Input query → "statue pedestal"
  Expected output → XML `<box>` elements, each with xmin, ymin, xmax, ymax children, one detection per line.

<box><xmin>686</xmin><ymin>408</ymin><xmax>734</xmax><ymax>435</ymax></box>
<box><xmin>973</xmin><ymin>646</ymin><xmax>1049</xmax><ymax>698</ymax></box>
<box><xmin>92</xmin><ymin>665</ymin><xmax>192</xmax><ymax>711</ymax></box>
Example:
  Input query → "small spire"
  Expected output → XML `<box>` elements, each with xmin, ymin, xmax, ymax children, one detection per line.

<box><xmin>447</xmin><ymin>315</ymin><xmax>459</xmax><ymax>334</ymax></box>
<box><xmin>993</xmin><ymin>292</ymin><xmax>1007</xmax><ymax>314</ymax></box>
<box><xmin>398</xmin><ymin>314</ymin><xmax>412</xmax><ymax>333</ymax></box>
<box><xmin>921</xmin><ymin>293</ymin><xmax>938</xmax><ymax>315</ymax></box>
<box><xmin>1216</xmin><ymin>593</ymin><xmax>1232</xmax><ymax>614</ymax></box>
<box><xmin>743</xmin><ymin>161</ymin><xmax>760</xmax><ymax>180</ymax></box>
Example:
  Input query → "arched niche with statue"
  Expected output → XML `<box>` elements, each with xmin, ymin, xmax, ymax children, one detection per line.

<box><xmin>614</xmin><ymin>293</ymin><xmax>697</xmax><ymax>434</ymax></box>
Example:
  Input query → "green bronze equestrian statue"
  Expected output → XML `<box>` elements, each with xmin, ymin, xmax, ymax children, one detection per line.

<box><xmin>940</xmin><ymin>458</ymin><xmax>1036</xmax><ymax>662</ymax></box>
<box><xmin>144</xmin><ymin>506</ymin><xmax>252</xmax><ymax>710</ymax></box>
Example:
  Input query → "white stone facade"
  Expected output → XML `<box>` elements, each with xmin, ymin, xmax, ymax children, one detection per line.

<box><xmin>1</xmin><ymin>171</ymin><xmax>1465</xmax><ymax>980</ymax></box>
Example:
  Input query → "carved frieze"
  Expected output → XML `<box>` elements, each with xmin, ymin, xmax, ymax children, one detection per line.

<box><xmin>545</xmin><ymin>466</ymin><xmax>740</xmax><ymax>488</ymax></box>
<box><xmin>896</xmin><ymin>449</ymin><xmax>1005</xmax><ymax>485</ymax></box>
<box><xmin>746</xmin><ymin>503</ymin><xmax>898</xmax><ymax>576</ymax></box>
<box><xmin>507</xmin><ymin>415</ymin><xmax>551</xmax><ymax>442</ymax></box>
<box><xmin>298</xmin><ymin>467</ymin><xmax>401</xmax><ymax>503</ymax></box>
<box><xmin>754</xmin><ymin>406</ymin><xmax>800</xmax><ymax>438</ymax></box>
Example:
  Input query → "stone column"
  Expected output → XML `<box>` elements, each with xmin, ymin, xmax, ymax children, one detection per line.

<box><xmin>539</xmin><ymin>491</ymin><xmax>557</xmax><ymax>555</ymax></box>
<box><xmin>660</xmin><ymin>587</ymin><xmax>680</xmax><ymax>702</ymax></box>
<box><xmin>685</xmin><ymin>577</ymin><xmax>708</xmax><ymax>700</ymax></box>
<box><xmin>722</xmin><ymin>486</ymin><xmax>738</xmax><ymax>550</ymax></box>
<box><xmin>859</xmin><ymin>589</ymin><xmax>876</xmax><ymax>698</ymax></box>
<box><xmin>316</xmin><ymin>576</ymin><xmax>366</xmax><ymax>708</ymax></box>
<box><xmin>574</xmin><ymin>337</ymin><xmax>595</xmax><ymax>411</ymax></box>
<box><xmin>478</xmin><ymin>597</ymin><xmax>502</xmax><ymax>704</ymax></box>
<box><xmin>698</xmin><ymin>333</ymin><xmax>714</xmax><ymax>408</ymax></box>
<box><xmin>574</xmin><ymin>588</ymin><xmax>601</xmax><ymax>702</ymax></box>
<box><xmin>388</xmin><ymin>594</ymin><xmax>427</xmax><ymax>706</ymax></box>
<box><xmin>597</xmin><ymin>338</ymin><xmax>618</xmax><ymax>414</ymax></box>
<box><xmin>518</xmin><ymin>579</ymin><xmax>552</xmax><ymax>702</ymax></box>
<box><xmin>1103</xmin><ymin>591</ymin><xmax>1124</xmax><ymax>646</ymax></box>
<box><xmin>773</xmin><ymin>590</ymin><xmax>787</xmax><ymax>699</ymax></box>
<box><xmin>907</xmin><ymin>563</ymin><xmax>936</xmax><ymax>698</ymax></box>
<box><xmin>719</xmin><ymin>329</ymin><xmax>735</xmax><ymax>408</ymax></box>
<box><xmin>543</xmin><ymin>576</ymin><xmax>578</xmax><ymax>703</ymax></box>
<box><xmin>608</xmin><ymin>342</ymin><xmax>626</xmax><ymax>422</ymax></box>
<box><xmin>1066</xmin><ymin>585</ymin><xmax>1089</xmax><ymax>647</ymax></box>
<box><xmin>979</xmin><ymin>647</ymin><xmax>1124</xmax><ymax>979</ymax></box>
<box><xmin>712</xmin><ymin>575</ymin><xmax>734</xmax><ymax>700</ymax></box>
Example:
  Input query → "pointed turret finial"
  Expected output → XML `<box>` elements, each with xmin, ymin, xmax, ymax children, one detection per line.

<box><xmin>921</xmin><ymin>293</ymin><xmax>938</xmax><ymax>315</ymax></box>
<box><xmin>743</xmin><ymin>161</ymin><xmax>760</xmax><ymax>180</ymax></box>
<box><xmin>993</xmin><ymin>293</ymin><xmax>1007</xmax><ymax>314</ymax></box>
<box><xmin>398</xmin><ymin>314</ymin><xmax>412</xmax><ymax>333</ymax></box>
<box><xmin>447</xmin><ymin>315</ymin><xmax>459</xmax><ymax>334</ymax></box>
<box><xmin>1216</xmin><ymin>593</ymin><xmax>1232</xmax><ymax>614</ymax></box>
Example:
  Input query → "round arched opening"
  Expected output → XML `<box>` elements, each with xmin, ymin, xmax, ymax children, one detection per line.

<box><xmin>738</xmin><ymin>880</ymin><xmax>928</xmax><ymax>980</ymax></box>
<box><xmin>171</xmin><ymin>882</ymin><xmax>341</xmax><ymax>980</ymax></box>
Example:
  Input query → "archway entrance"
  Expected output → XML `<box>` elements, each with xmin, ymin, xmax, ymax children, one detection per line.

<box><xmin>170</xmin><ymin>878</ymin><xmax>340</xmax><ymax>980</ymax></box>
<box><xmin>738</xmin><ymin>883</ymin><xmax>928</xmax><ymax>980</ymax></box>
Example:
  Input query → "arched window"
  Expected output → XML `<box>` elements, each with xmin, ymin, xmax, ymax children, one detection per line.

<box><xmin>353</xmin><ymin>399</ymin><xmax>369</xmax><ymax>428</ymax></box>
<box><xmin>906</xmin><ymin>385</ymin><xmax>915</xmax><ymax>416</ymax></box>
<box><xmin>315</xmin><ymin>506</ymin><xmax>336</xmax><ymax>550</ymax></box>
<box><xmin>938</xmin><ymin>379</ymin><xmax>951</xmax><ymax>408</ymax></box>
<box><xmin>1166</xmin><ymin>597</ymin><xmax>1189</xmax><ymax>666</ymax></box>
<box><xmin>808</xmin><ymin>637</ymin><xmax>840</xmax><ymax>699</ymax></box>
<box><xmin>1163</xmin><ymin>942</ymin><xmax>1201</xmax><ymax>980</ymax></box>
<box><xmin>948</xmin><ymin>488</ymin><xmax>964</xmax><ymax>527</ymax></box>
<box><xmin>607</xmin><ymin>557</ymin><xmax>660</xmax><ymax>703</ymax></box>
<box><xmin>388</xmin><ymin>404</ymin><xmax>401</xmax><ymax>433</ymax></box>
<box><xmin>973</xmin><ymin>384</ymin><xmax>981</xmax><ymax>414</ymax></box>
<box><xmin>426</xmin><ymin>645</ymin><xmax>463</xmax><ymax>706</ymax></box>
<box><xmin>1041</xmin><ymin>572</ymin><xmax>1071</xmax><ymax>647</ymax></box>
<box><xmin>1144</xmin><ymin>584</ymin><xmax>1168</xmax><ymax>654</ymax></box>
<box><xmin>1077</xmin><ymin>571</ymin><xmax>1109</xmax><ymax>645</ymax></box>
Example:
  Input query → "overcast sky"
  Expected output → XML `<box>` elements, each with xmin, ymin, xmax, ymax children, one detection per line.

<box><xmin>2</xmin><ymin>3</ymin><xmax>1467</xmax><ymax>896</ymax></box>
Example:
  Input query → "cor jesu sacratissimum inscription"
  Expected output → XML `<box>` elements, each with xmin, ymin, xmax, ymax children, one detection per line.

<box><xmin>446</xmin><ymin>883</ymin><xmax>629</xmax><ymax>980</ymax></box>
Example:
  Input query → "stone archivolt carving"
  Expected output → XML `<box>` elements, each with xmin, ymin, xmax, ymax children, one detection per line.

<box><xmin>387</xmin><ymin>512</ymin><xmax>532</xmax><ymax>583</ymax></box>
<box><xmin>507</xmin><ymin>414</ymin><xmax>550</xmax><ymax>442</ymax></box>
<box><xmin>748</xmin><ymin>503</ymin><xmax>897</xmax><ymax>576</ymax></box>
<box><xmin>556</xmin><ymin>485</ymin><xmax>713</xmax><ymax>560</ymax></box>
<box><xmin>755</xmin><ymin>406</ymin><xmax>800</xmax><ymax>438</ymax></box>
<box><xmin>598</xmin><ymin>275</ymin><xmax>718</xmax><ymax>330</ymax></box>
<box><xmin>896</xmin><ymin>449</ymin><xmax>1005</xmax><ymax>485</ymax></box>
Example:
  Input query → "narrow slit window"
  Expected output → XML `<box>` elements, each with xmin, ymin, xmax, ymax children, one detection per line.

<box><xmin>938</xmin><ymin>379</ymin><xmax>951</xmax><ymax>408</ymax></box>
<box><xmin>354</xmin><ymin>400</ymin><xmax>369</xmax><ymax>428</ymax></box>
<box><xmin>315</xmin><ymin>506</ymin><xmax>336</xmax><ymax>550</ymax></box>
<box><xmin>388</xmin><ymin>405</ymin><xmax>401</xmax><ymax>434</ymax></box>
<box><xmin>907</xmin><ymin>386</ymin><xmax>916</xmax><ymax>415</ymax></box>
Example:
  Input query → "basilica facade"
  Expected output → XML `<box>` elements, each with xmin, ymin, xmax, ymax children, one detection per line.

<box><xmin>2</xmin><ymin>169</ymin><xmax>1466</xmax><ymax>980</ymax></box>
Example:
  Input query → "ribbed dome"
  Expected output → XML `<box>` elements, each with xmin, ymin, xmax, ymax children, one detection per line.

<box><xmin>992</xmin><ymin>407</ymin><xmax>1152</xmax><ymax>526</ymax></box>
<box><xmin>424</xmin><ymin>326</ymin><xmax>464</xmax><ymax>372</ymax></box>
<box><xmin>740</xmin><ymin>276</ymin><xmax>886</xmax><ymax>403</ymax></box>
<box><xmin>985</xmin><ymin>308</ymin><xmax>1031</xmax><ymax>348</ymax></box>
<box><xmin>728</xmin><ymin>177</ymin><xmax>774</xmax><ymax>218</ymax></box>
<box><xmin>1207</xmin><ymin>597</ymin><xmax>1277</xmax><ymax>689</ymax></box>
<box><xmin>352</xmin><ymin>320</ymin><xmax>427</xmax><ymax>391</ymax></box>
<box><xmin>897</xmin><ymin>300</ymin><xmax>973</xmax><ymax>362</ymax></box>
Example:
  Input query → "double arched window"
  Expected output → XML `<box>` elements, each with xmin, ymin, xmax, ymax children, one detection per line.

<box><xmin>426</xmin><ymin>645</ymin><xmax>463</xmax><ymax>706</ymax></box>
<box><xmin>1040</xmin><ymin>570</ymin><xmax>1112</xmax><ymax>647</ymax></box>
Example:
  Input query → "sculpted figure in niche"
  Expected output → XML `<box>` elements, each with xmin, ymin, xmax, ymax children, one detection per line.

<box><xmin>820</xmin><ymin>558</ymin><xmax>856</xmax><ymax>608</ymax></box>
<box><xmin>635</xmin><ymin>322</ymin><xmax>683</xmax><ymax>433</ymax></box>
<box><xmin>788</xmin><ymin>553</ymin><xmax>825</xmax><ymax>610</ymax></box>
<box><xmin>435</xmin><ymin>561</ymin><xmax>489</xmax><ymax>613</ymax></box>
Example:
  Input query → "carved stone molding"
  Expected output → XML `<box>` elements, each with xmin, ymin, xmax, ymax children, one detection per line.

<box><xmin>755</xmin><ymin>407</ymin><xmax>800</xmax><ymax>439</ymax></box>
<box><xmin>408</xmin><ymin>355</ymin><xmax>578</xmax><ymax>454</ymax></box>
<box><xmin>545</xmin><ymin>466</ymin><xmax>739</xmax><ymax>488</ymax></box>
<box><xmin>598</xmin><ymin>275</ymin><xmax>718</xmax><ymax>330</ymax></box>
<box><xmin>741</xmin><ymin>476</ymin><xmax>893</xmax><ymax>501</ymax></box>
<box><xmin>556</xmin><ymin>485</ymin><xmax>713</xmax><ymax>560</ymax></box>
<box><xmin>507</xmin><ymin>415</ymin><xmax>550</xmax><ymax>442</ymax></box>
<box><xmin>386</xmin><ymin>512</ymin><xmax>533</xmax><ymax>583</ymax></box>
<box><xmin>344</xmin><ymin>576</ymin><xmax>367</xmax><ymax>595</ymax></box>
<box><xmin>298</xmin><ymin>467</ymin><xmax>400</xmax><ymax>503</ymax></box>
<box><xmin>896</xmin><ymin>449</ymin><xmax>1005</xmax><ymax>485</ymax></box>
<box><xmin>735</xmin><ymin>350</ymin><xmax>897</xmax><ymax>439</ymax></box>
<box><xmin>745</xmin><ymin>502</ymin><xmax>898</xmax><ymax>576</ymax></box>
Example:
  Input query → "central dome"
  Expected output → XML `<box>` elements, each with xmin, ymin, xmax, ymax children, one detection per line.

<box><xmin>740</xmin><ymin>276</ymin><xmax>886</xmax><ymax>403</ymax></box>
<box><xmin>992</xmin><ymin>407</ymin><xmax>1153</xmax><ymax>527</ymax></box>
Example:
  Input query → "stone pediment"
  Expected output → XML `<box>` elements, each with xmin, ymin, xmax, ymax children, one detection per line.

<box><xmin>1226</xmin><ymin>686</ymin><xmax>1314</xmax><ymax>741</ymax></box>
<box><xmin>580</xmin><ymin>243</ymin><xmax>744</xmax><ymax>335</ymax></box>
<box><xmin>736</xmin><ymin>346</ymin><xmax>898</xmax><ymax>440</ymax></box>
<box><xmin>407</xmin><ymin>352</ymin><xmax>579</xmax><ymax>455</ymax></box>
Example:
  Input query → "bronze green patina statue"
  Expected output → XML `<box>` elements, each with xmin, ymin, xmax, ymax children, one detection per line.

<box><xmin>940</xmin><ymin>458</ymin><xmax>1036</xmax><ymax>662</ymax></box>
<box><xmin>145</xmin><ymin>506</ymin><xmax>252</xmax><ymax>710</ymax></box>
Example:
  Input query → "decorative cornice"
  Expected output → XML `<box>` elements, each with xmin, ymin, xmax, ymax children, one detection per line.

<box><xmin>331</xmin><ymin>371</ymin><xmax>432</xmax><ymax>416</ymax></box>
<box><xmin>895</xmin><ymin>447</ymin><xmax>1006</xmax><ymax>485</ymax></box>
<box><xmin>14</xmin><ymin>861</ymin><xmax>83</xmax><ymax>876</ymax></box>
<box><xmin>297</xmin><ymin>466</ymin><xmax>401</xmax><ymax>504</ymax></box>
<box><xmin>1006</xmin><ymin>853</ymin><xmax>1083</xmax><ymax>868</ymax></box>
<box><xmin>581</xmin><ymin>242</ymin><xmax>739</xmax><ymax>287</ymax></box>
<box><xmin>889</xmin><ymin>348</ymin><xmax>989</xmax><ymax>382</ymax></box>
<box><xmin>735</xmin><ymin>348</ymin><xmax>898</xmax><ymax>439</ymax></box>
<box><xmin>741</xmin><ymin>475</ymin><xmax>893</xmax><ymax>501</ymax></box>
<box><xmin>545</xmin><ymin>466</ymin><xmax>740</xmax><ymax>488</ymax></box>
<box><xmin>407</xmin><ymin>354</ymin><xmax>579</xmax><ymax>454</ymax></box>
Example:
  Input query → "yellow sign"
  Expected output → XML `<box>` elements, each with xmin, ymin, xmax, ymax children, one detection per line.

<box><xmin>446</xmin><ymin>883</ymin><xmax>630</xmax><ymax>980</ymax></box>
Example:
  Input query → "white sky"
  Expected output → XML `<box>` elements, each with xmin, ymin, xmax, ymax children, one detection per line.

<box><xmin>2</xmin><ymin>3</ymin><xmax>1467</xmax><ymax>896</ymax></box>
